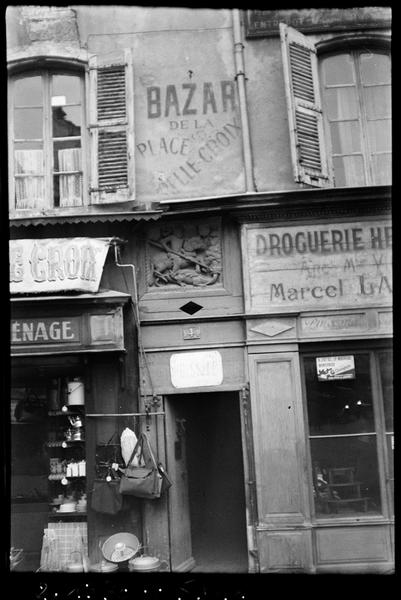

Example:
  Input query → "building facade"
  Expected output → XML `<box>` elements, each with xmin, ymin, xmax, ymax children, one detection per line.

<box><xmin>8</xmin><ymin>6</ymin><xmax>392</xmax><ymax>574</ymax></box>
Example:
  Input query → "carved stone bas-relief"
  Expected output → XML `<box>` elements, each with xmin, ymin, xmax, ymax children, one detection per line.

<box><xmin>146</xmin><ymin>220</ymin><xmax>222</xmax><ymax>288</ymax></box>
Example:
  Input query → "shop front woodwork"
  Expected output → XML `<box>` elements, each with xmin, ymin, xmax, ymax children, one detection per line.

<box><xmin>241</xmin><ymin>210</ymin><xmax>394</xmax><ymax>573</ymax></box>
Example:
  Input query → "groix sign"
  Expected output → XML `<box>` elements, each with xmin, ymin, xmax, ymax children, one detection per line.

<box><xmin>10</xmin><ymin>238</ymin><xmax>111</xmax><ymax>294</ymax></box>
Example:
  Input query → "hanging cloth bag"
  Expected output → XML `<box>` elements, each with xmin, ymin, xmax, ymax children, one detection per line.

<box><xmin>119</xmin><ymin>432</ymin><xmax>171</xmax><ymax>499</ymax></box>
<box><xmin>91</xmin><ymin>468</ymin><xmax>123</xmax><ymax>515</ymax></box>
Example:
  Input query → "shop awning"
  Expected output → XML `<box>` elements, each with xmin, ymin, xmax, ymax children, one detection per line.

<box><xmin>9</xmin><ymin>210</ymin><xmax>163</xmax><ymax>227</ymax></box>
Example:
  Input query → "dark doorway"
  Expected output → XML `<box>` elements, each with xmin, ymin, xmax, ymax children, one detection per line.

<box><xmin>167</xmin><ymin>391</ymin><xmax>248</xmax><ymax>573</ymax></box>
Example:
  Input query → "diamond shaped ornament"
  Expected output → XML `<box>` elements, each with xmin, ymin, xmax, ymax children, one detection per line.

<box><xmin>250</xmin><ymin>320</ymin><xmax>294</xmax><ymax>337</ymax></box>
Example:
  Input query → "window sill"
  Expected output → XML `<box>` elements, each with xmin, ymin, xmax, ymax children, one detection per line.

<box><xmin>312</xmin><ymin>515</ymin><xmax>393</xmax><ymax>527</ymax></box>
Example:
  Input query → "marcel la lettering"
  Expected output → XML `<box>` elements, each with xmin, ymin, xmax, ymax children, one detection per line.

<box><xmin>11</xmin><ymin>320</ymin><xmax>77</xmax><ymax>344</ymax></box>
<box><xmin>270</xmin><ymin>280</ymin><xmax>344</xmax><ymax>302</ymax></box>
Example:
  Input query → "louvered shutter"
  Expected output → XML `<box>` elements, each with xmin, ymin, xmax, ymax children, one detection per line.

<box><xmin>280</xmin><ymin>23</ymin><xmax>332</xmax><ymax>187</ymax></box>
<box><xmin>88</xmin><ymin>48</ymin><xmax>135</xmax><ymax>204</ymax></box>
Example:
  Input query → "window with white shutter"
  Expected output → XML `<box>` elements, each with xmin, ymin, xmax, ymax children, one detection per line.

<box><xmin>280</xmin><ymin>23</ymin><xmax>391</xmax><ymax>188</ymax></box>
<box><xmin>88</xmin><ymin>48</ymin><xmax>135</xmax><ymax>204</ymax></box>
<box><xmin>280</xmin><ymin>23</ymin><xmax>332</xmax><ymax>187</ymax></box>
<box><xmin>9</xmin><ymin>69</ymin><xmax>86</xmax><ymax>212</ymax></box>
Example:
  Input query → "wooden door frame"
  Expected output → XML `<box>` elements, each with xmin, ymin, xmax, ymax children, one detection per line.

<box><xmin>164</xmin><ymin>388</ymin><xmax>256</xmax><ymax>573</ymax></box>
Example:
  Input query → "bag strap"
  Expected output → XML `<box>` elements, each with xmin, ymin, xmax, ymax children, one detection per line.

<box><xmin>125</xmin><ymin>434</ymin><xmax>143</xmax><ymax>467</ymax></box>
<box><xmin>141</xmin><ymin>432</ymin><xmax>159</xmax><ymax>470</ymax></box>
<box><xmin>105</xmin><ymin>431</ymin><xmax>120</xmax><ymax>446</ymax></box>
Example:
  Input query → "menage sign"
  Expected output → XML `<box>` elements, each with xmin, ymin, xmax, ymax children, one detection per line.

<box><xmin>10</xmin><ymin>238</ymin><xmax>111</xmax><ymax>294</ymax></box>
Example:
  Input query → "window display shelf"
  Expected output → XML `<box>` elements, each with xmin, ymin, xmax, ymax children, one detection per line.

<box><xmin>48</xmin><ymin>409</ymin><xmax>84</xmax><ymax>417</ymax></box>
<box><xmin>48</xmin><ymin>512</ymin><xmax>87</xmax><ymax>518</ymax></box>
<box><xmin>46</xmin><ymin>440</ymin><xmax>85</xmax><ymax>447</ymax></box>
<box><xmin>48</xmin><ymin>474</ymin><xmax>86</xmax><ymax>481</ymax></box>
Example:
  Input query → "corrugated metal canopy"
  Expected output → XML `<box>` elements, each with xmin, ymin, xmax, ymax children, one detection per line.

<box><xmin>9</xmin><ymin>210</ymin><xmax>163</xmax><ymax>227</ymax></box>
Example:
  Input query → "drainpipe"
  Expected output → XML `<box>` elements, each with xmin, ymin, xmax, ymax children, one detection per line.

<box><xmin>233</xmin><ymin>8</ymin><xmax>255</xmax><ymax>193</ymax></box>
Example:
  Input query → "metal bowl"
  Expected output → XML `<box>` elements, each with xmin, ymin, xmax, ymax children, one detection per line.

<box><xmin>101</xmin><ymin>533</ymin><xmax>140</xmax><ymax>563</ymax></box>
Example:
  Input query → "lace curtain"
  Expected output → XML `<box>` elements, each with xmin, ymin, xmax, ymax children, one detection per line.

<box><xmin>14</xmin><ymin>149</ymin><xmax>45</xmax><ymax>209</ymax></box>
<box><xmin>14</xmin><ymin>148</ymin><xmax>82</xmax><ymax>208</ymax></box>
<box><xmin>58</xmin><ymin>147</ymin><xmax>82</xmax><ymax>207</ymax></box>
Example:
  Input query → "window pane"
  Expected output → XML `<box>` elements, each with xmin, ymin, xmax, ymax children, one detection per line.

<box><xmin>53</xmin><ymin>140</ymin><xmax>82</xmax><ymax>207</ymax></box>
<box><xmin>51</xmin><ymin>75</ymin><xmax>81</xmax><ymax>104</ymax></box>
<box><xmin>364</xmin><ymin>85</ymin><xmax>391</xmax><ymax>119</ymax></box>
<box><xmin>360</xmin><ymin>53</ymin><xmax>391</xmax><ymax>85</ymax></box>
<box><xmin>311</xmin><ymin>436</ymin><xmax>381</xmax><ymax>517</ymax></box>
<box><xmin>367</xmin><ymin>120</ymin><xmax>392</xmax><ymax>152</ymax></box>
<box><xmin>378</xmin><ymin>351</ymin><xmax>393</xmax><ymax>431</ymax></box>
<box><xmin>15</xmin><ymin>176</ymin><xmax>45</xmax><ymax>209</ymax></box>
<box><xmin>52</xmin><ymin>106</ymin><xmax>81</xmax><ymax>137</ymax></box>
<box><xmin>14</xmin><ymin>108</ymin><xmax>43</xmax><ymax>139</ymax></box>
<box><xmin>54</xmin><ymin>174</ymin><xmax>83</xmax><ymax>208</ymax></box>
<box><xmin>53</xmin><ymin>139</ymin><xmax>81</xmax><ymax>172</ymax></box>
<box><xmin>14</xmin><ymin>149</ymin><xmax>43</xmax><ymax>175</ymax></box>
<box><xmin>322</xmin><ymin>54</ymin><xmax>355</xmax><ymax>86</ymax></box>
<box><xmin>333</xmin><ymin>155</ymin><xmax>366</xmax><ymax>187</ymax></box>
<box><xmin>325</xmin><ymin>87</ymin><xmax>358</xmax><ymax>120</ymax></box>
<box><xmin>371</xmin><ymin>154</ymin><xmax>392</xmax><ymax>185</ymax></box>
<box><xmin>14</xmin><ymin>76</ymin><xmax>42</xmax><ymax>106</ymax></box>
<box><xmin>330</xmin><ymin>121</ymin><xmax>362</xmax><ymax>154</ymax></box>
<box><xmin>304</xmin><ymin>354</ymin><xmax>374</xmax><ymax>436</ymax></box>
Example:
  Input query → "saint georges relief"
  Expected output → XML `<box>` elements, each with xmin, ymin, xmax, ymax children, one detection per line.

<box><xmin>146</xmin><ymin>222</ymin><xmax>222</xmax><ymax>288</ymax></box>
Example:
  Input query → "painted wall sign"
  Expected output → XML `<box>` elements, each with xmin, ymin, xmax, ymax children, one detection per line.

<box><xmin>245</xmin><ymin>8</ymin><xmax>391</xmax><ymax>38</ymax></box>
<box><xmin>11</xmin><ymin>318</ymin><xmax>81</xmax><ymax>344</ymax></box>
<box><xmin>244</xmin><ymin>221</ymin><xmax>392</xmax><ymax>313</ymax></box>
<box><xmin>10</xmin><ymin>238</ymin><xmax>111</xmax><ymax>294</ymax></box>
<box><xmin>11</xmin><ymin>307</ymin><xmax>125</xmax><ymax>355</ymax></box>
<box><xmin>316</xmin><ymin>356</ymin><xmax>355</xmax><ymax>381</ymax></box>
<box><xmin>170</xmin><ymin>350</ymin><xmax>223</xmax><ymax>388</ymax></box>
<box><xmin>128</xmin><ymin>29</ymin><xmax>245</xmax><ymax>201</ymax></box>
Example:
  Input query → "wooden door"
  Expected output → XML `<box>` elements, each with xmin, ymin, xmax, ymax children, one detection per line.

<box><xmin>165</xmin><ymin>396</ymin><xmax>194</xmax><ymax>571</ymax></box>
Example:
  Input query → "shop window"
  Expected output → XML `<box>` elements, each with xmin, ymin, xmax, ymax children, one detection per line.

<box><xmin>8</xmin><ymin>49</ymin><xmax>135</xmax><ymax>214</ymax></box>
<box><xmin>280</xmin><ymin>24</ymin><xmax>391</xmax><ymax>188</ymax></box>
<box><xmin>303</xmin><ymin>350</ymin><xmax>393</xmax><ymax>519</ymax></box>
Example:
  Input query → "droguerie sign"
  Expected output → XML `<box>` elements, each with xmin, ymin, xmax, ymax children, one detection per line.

<box><xmin>10</xmin><ymin>238</ymin><xmax>111</xmax><ymax>294</ymax></box>
<box><xmin>245</xmin><ymin>221</ymin><xmax>392</xmax><ymax>313</ymax></box>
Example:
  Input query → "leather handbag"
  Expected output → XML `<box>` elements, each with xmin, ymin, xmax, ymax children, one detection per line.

<box><xmin>119</xmin><ymin>432</ymin><xmax>171</xmax><ymax>499</ymax></box>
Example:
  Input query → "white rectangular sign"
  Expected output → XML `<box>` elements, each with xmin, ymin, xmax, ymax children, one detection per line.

<box><xmin>10</xmin><ymin>238</ymin><xmax>111</xmax><ymax>294</ymax></box>
<box><xmin>244</xmin><ymin>220</ymin><xmax>392</xmax><ymax>313</ymax></box>
<box><xmin>170</xmin><ymin>350</ymin><xmax>223</xmax><ymax>388</ymax></box>
<box><xmin>316</xmin><ymin>355</ymin><xmax>355</xmax><ymax>381</ymax></box>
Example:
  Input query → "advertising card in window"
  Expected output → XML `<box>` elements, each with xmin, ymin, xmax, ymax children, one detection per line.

<box><xmin>316</xmin><ymin>355</ymin><xmax>355</xmax><ymax>381</ymax></box>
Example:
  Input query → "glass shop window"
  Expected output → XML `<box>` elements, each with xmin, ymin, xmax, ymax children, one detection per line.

<box><xmin>303</xmin><ymin>351</ymin><xmax>393</xmax><ymax>519</ymax></box>
<box><xmin>9</xmin><ymin>70</ymin><xmax>85</xmax><ymax>210</ymax></box>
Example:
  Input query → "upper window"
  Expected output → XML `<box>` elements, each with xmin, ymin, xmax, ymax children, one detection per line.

<box><xmin>9</xmin><ymin>70</ymin><xmax>85</xmax><ymax>210</ymax></box>
<box><xmin>8</xmin><ymin>50</ymin><xmax>135</xmax><ymax>215</ymax></box>
<box><xmin>280</xmin><ymin>24</ymin><xmax>391</xmax><ymax>189</ymax></box>
<box><xmin>320</xmin><ymin>50</ymin><xmax>391</xmax><ymax>187</ymax></box>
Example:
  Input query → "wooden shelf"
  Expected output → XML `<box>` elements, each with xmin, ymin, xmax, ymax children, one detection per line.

<box><xmin>48</xmin><ymin>511</ymin><xmax>87</xmax><ymax>518</ymax></box>
<box><xmin>46</xmin><ymin>440</ymin><xmax>85</xmax><ymax>447</ymax></box>
<box><xmin>48</xmin><ymin>474</ymin><xmax>86</xmax><ymax>481</ymax></box>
